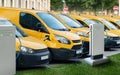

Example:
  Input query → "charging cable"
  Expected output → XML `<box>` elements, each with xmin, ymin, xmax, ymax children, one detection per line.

<box><xmin>81</xmin><ymin>28</ymin><xmax>92</xmax><ymax>55</ymax></box>
<box><xmin>16</xmin><ymin>36</ymin><xmax>22</xmax><ymax>59</ymax></box>
<box><xmin>104</xmin><ymin>30</ymin><xmax>108</xmax><ymax>38</ymax></box>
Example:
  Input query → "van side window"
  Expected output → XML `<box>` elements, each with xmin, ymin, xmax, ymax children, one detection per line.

<box><xmin>20</xmin><ymin>12</ymin><xmax>40</xmax><ymax>30</ymax></box>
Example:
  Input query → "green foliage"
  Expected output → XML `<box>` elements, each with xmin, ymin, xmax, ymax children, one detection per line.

<box><xmin>51</xmin><ymin>0</ymin><xmax>63</xmax><ymax>11</ymax></box>
<box><xmin>51</xmin><ymin>0</ymin><xmax>119</xmax><ymax>12</ymax></box>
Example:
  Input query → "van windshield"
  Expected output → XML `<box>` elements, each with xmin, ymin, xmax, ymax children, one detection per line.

<box><xmin>0</xmin><ymin>20</ymin><xmax>13</xmax><ymax>26</ymax></box>
<box><xmin>84</xmin><ymin>19</ymin><xmax>96</xmax><ymax>25</ymax></box>
<box><xmin>100</xmin><ymin>19</ymin><xmax>118</xmax><ymax>30</ymax></box>
<box><xmin>92</xmin><ymin>20</ymin><xmax>104</xmax><ymax>26</ymax></box>
<box><xmin>15</xmin><ymin>25</ymin><xmax>27</xmax><ymax>38</ymax></box>
<box><xmin>116</xmin><ymin>20</ymin><xmax>120</xmax><ymax>25</ymax></box>
<box><xmin>0</xmin><ymin>19</ymin><xmax>27</xmax><ymax>37</ymax></box>
<box><xmin>58</xmin><ymin>14</ymin><xmax>83</xmax><ymax>28</ymax></box>
<box><xmin>37</xmin><ymin>12</ymin><xmax>69</xmax><ymax>31</ymax></box>
<box><xmin>92</xmin><ymin>19</ymin><xmax>109</xmax><ymax>30</ymax></box>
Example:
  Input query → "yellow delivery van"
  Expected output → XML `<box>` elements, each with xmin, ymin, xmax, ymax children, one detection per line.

<box><xmin>54</xmin><ymin>14</ymin><xmax>89</xmax><ymax>54</ymax></box>
<box><xmin>0</xmin><ymin>18</ymin><xmax>50</xmax><ymax>68</ymax></box>
<box><xmin>80</xmin><ymin>15</ymin><xmax>120</xmax><ymax>48</ymax></box>
<box><xmin>99</xmin><ymin>16</ymin><xmax>120</xmax><ymax>29</ymax></box>
<box><xmin>0</xmin><ymin>7</ymin><xmax>84</xmax><ymax>60</ymax></box>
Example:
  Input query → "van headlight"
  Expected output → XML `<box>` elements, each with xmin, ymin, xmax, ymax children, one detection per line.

<box><xmin>54</xmin><ymin>35</ymin><xmax>70</xmax><ymax>44</ymax></box>
<box><xmin>104</xmin><ymin>36</ymin><xmax>112</xmax><ymax>39</ymax></box>
<box><xmin>76</xmin><ymin>32</ymin><xmax>88</xmax><ymax>37</ymax></box>
<box><xmin>20</xmin><ymin>46</ymin><xmax>34</xmax><ymax>53</ymax></box>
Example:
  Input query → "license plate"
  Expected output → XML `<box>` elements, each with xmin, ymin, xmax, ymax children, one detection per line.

<box><xmin>41</xmin><ymin>55</ymin><xmax>49</xmax><ymax>60</ymax></box>
<box><xmin>76</xmin><ymin>50</ymin><xmax>82</xmax><ymax>54</ymax></box>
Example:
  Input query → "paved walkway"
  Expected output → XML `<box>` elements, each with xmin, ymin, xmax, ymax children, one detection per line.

<box><xmin>104</xmin><ymin>48</ymin><xmax>120</xmax><ymax>56</ymax></box>
<box><xmin>49</xmin><ymin>48</ymin><xmax>120</xmax><ymax>66</ymax></box>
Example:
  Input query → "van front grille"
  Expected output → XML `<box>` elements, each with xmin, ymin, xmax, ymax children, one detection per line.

<box><xmin>72</xmin><ymin>45</ymin><xmax>81</xmax><ymax>50</ymax></box>
<box><xmin>72</xmin><ymin>40</ymin><xmax>81</xmax><ymax>43</ymax></box>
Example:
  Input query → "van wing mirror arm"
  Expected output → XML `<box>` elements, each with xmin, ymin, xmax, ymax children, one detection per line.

<box><xmin>44</xmin><ymin>35</ymin><xmax>50</xmax><ymax>41</ymax></box>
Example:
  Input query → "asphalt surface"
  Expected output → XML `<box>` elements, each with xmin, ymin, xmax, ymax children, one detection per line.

<box><xmin>104</xmin><ymin>48</ymin><xmax>120</xmax><ymax>56</ymax></box>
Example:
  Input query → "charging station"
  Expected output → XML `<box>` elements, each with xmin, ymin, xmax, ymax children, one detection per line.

<box><xmin>0</xmin><ymin>25</ymin><xmax>15</xmax><ymax>75</ymax></box>
<box><xmin>84</xmin><ymin>24</ymin><xmax>109</xmax><ymax>66</ymax></box>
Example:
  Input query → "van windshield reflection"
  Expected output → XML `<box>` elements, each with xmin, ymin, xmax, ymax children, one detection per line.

<box><xmin>58</xmin><ymin>14</ymin><xmax>83</xmax><ymax>28</ymax></box>
<box><xmin>37</xmin><ymin>12</ymin><xmax>69</xmax><ymax>31</ymax></box>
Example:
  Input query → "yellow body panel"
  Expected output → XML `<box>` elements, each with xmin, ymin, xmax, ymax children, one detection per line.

<box><xmin>113</xmin><ymin>16</ymin><xmax>120</xmax><ymax>19</ymax></box>
<box><xmin>70</xmin><ymin>28</ymin><xmax>89</xmax><ymax>41</ymax></box>
<box><xmin>0</xmin><ymin>18</ymin><xmax>48</xmax><ymax>52</ymax></box>
<box><xmin>81</xmin><ymin>15</ymin><xmax>120</xmax><ymax>36</ymax></box>
<box><xmin>99</xmin><ymin>16</ymin><xmax>120</xmax><ymax>28</ymax></box>
<box><xmin>71</xmin><ymin>15</ymin><xmax>118</xmax><ymax>37</ymax></box>
<box><xmin>54</xmin><ymin>14</ymin><xmax>89</xmax><ymax>42</ymax></box>
<box><xmin>0</xmin><ymin>7</ymin><xmax>82</xmax><ymax>50</ymax></box>
<box><xmin>16</xmin><ymin>36</ymin><xmax>47</xmax><ymax>51</ymax></box>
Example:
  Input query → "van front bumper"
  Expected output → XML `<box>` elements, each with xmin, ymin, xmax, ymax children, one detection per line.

<box><xmin>49</xmin><ymin>41</ymin><xmax>89</xmax><ymax>60</ymax></box>
<box><xmin>105</xmin><ymin>38</ymin><xmax>120</xmax><ymax>48</ymax></box>
<box><xmin>50</xmin><ymin>48</ymin><xmax>82</xmax><ymax>60</ymax></box>
<box><xmin>16</xmin><ymin>49</ymin><xmax>50</xmax><ymax>68</ymax></box>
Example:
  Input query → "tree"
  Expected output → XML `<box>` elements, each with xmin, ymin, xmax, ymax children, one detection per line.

<box><xmin>51</xmin><ymin>0</ymin><xmax>62</xmax><ymax>11</ymax></box>
<box><xmin>51</xmin><ymin>0</ymin><xmax>119</xmax><ymax>13</ymax></box>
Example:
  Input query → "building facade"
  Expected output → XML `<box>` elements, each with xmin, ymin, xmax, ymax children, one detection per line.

<box><xmin>0</xmin><ymin>0</ymin><xmax>50</xmax><ymax>11</ymax></box>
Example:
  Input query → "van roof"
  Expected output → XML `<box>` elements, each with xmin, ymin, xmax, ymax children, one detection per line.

<box><xmin>100</xmin><ymin>16</ymin><xmax>119</xmax><ymax>22</ymax></box>
<box><xmin>0</xmin><ymin>7</ymin><xmax>49</xmax><ymax>13</ymax></box>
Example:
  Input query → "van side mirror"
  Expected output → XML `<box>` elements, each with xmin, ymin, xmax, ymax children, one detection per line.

<box><xmin>44</xmin><ymin>35</ymin><xmax>50</xmax><ymax>41</ymax></box>
<box><xmin>16</xmin><ymin>35</ymin><xmax>18</xmax><ymax>37</ymax></box>
<box><xmin>36</xmin><ymin>23</ymin><xmax>46</xmax><ymax>32</ymax></box>
<box><xmin>68</xmin><ymin>29</ymin><xmax>71</xmax><ymax>31</ymax></box>
<box><xmin>36</xmin><ymin>23</ymin><xmax>49</xmax><ymax>33</ymax></box>
<box><xmin>104</xmin><ymin>26</ymin><xmax>107</xmax><ymax>31</ymax></box>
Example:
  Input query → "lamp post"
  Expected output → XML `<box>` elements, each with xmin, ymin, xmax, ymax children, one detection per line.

<box><xmin>62</xmin><ymin>0</ymin><xmax>68</xmax><ymax>13</ymax></box>
<box><xmin>62</xmin><ymin>0</ymin><xmax>66</xmax><ymax>7</ymax></box>
<box><xmin>119</xmin><ymin>0</ymin><xmax>120</xmax><ymax>16</ymax></box>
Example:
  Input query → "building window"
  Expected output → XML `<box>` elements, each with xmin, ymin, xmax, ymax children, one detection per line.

<box><xmin>18</xmin><ymin>0</ymin><xmax>21</xmax><ymax>8</ymax></box>
<box><xmin>11</xmin><ymin>0</ymin><xmax>13</xmax><ymax>7</ymax></box>
<box><xmin>38</xmin><ymin>2</ymin><xmax>40</xmax><ymax>10</ymax></box>
<box><xmin>32</xmin><ymin>1</ymin><xmax>34</xmax><ymax>9</ymax></box>
<box><xmin>2</xmin><ymin>0</ymin><xmax>4</xmax><ymax>6</ymax></box>
<box><xmin>44</xmin><ymin>0</ymin><xmax>47</xmax><ymax>10</ymax></box>
<box><xmin>25</xmin><ymin>0</ymin><xmax>28</xmax><ymax>8</ymax></box>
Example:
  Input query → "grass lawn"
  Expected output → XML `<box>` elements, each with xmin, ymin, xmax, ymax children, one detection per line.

<box><xmin>16</xmin><ymin>54</ymin><xmax>120</xmax><ymax>75</ymax></box>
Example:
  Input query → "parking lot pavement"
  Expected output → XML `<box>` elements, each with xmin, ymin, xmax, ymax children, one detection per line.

<box><xmin>104</xmin><ymin>48</ymin><xmax>120</xmax><ymax>56</ymax></box>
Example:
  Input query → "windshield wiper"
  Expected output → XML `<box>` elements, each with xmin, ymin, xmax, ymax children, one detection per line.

<box><xmin>110</xmin><ymin>28</ymin><xmax>116</xmax><ymax>30</ymax></box>
<box><xmin>71</xmin><ymin>26</ymin><xmax>79</xmax><ymax>28</ymax></box>
<box><xmin>80</xmin><ymin>26</ymin><xmax>85</xmax><ymax>28</ymax></box>
<box><xmin>71</xmin><ymin>26</ymin><xmax>83</xmax><ymax>28</ymax></box>
<box><xmin>58</xmin><ymin>29</ymin><xmax>69</xmax><ymax>31</ymax></box>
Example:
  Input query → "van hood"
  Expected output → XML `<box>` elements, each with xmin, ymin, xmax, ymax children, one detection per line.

<box><xmin>70</xmin><ymin>27</ymin><xmax>90</xmax><ymax>41</ymax></box>
<box><xmin>105</xmin><ymin>31</ymin><xmax>119</xmax><ymax>37</ymax></box>
<box><xmin>16</xmin><ymin>36</ymin><xmax>47</xmax><ymax>50</ymax></box>
<box><xmin>107</xmin><ymin>30</ymin><xmax>120</xmax><ymax>36</ymax></box>
<box><xmin>53</xmin><ymin>30</ymin><xmax>80</xmax><ymax>40</ymax></box>
<box><xmin>72</xmin><ymin>27</ymin><xmax>89</xmax><ymax>33</ymax></box>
